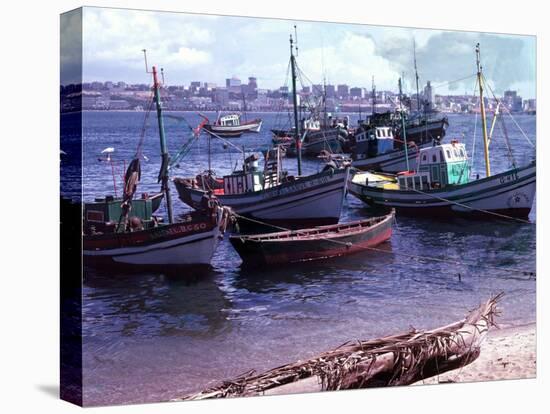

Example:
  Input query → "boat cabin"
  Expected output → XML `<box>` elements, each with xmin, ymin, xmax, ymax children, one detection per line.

<box><xmin>218</xmin><ymin>114</ymin><xmax>241</xmax><ymax>127</ymax></box>
<box><xmin>84</xmin><ymin>194</ymin><xmax>157</xmax><ymax>234</ymax></box>
<box><xmin>353</xmin><ymin>126</ymin><xmax>395</xmax><ymax>160</ymax></box>
<box><xmin>397</xmin><ymin>141</ymin><xmax>470</xmax><ymax>190</ymax></box>
<box><xmin>222</xmin><ymin>148</ymin><xmax>287</xmax><ymax>195</ymax></box>
<box><xmin>301</xmin><ymin>118</ymin><xmax>321</xmax><ymax>131</ymax></box>
<box><xmin>223</xmin><ymin>154</ymin><xmax>264</xmax><ymax>195</ymax></box>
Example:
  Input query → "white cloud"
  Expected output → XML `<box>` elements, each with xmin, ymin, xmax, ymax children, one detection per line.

<box><xmin>76</xmin><ymin>7</ymin><xmax>536</xmax><ymax>98</ymax></box>
<box><xmin>297</xmin><ymin>32</ymin><xmax>400</xmax><ymax>90</ymax></box>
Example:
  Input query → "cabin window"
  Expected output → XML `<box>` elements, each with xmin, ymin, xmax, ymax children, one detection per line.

<box><xmin>446</xmin><ymin>149</ymin><xmax>451</xmax><ymax>159</ymax></box>
<box><xmin>422</xmin><ymin>154</ymin><xmax>427</xmax><ymax>162</ymax></box>
<box><xmin>87</xmin><ymin>210</ymin><xmax>104</xmax><ymax>223</ymax></box>
<box><xmin>376</xmin><ymin>130</ymin><xmax>381</xmax><ymax>137</ymax></box>
<box><xmin>432</xmin><ymin>154</ymin><xmax>437</xmax><ymax>163</ymax></box>
<box><xmin>459</xmin><ymin>148</ymin><xmax>465</xmax><ymax>157</ymax></box>
<box><xmin>407</xmin><ymin>177</ymin><xmax>413</xmax><ymax>188</ymax></box>
<box><xmin>414</xmin><ymin>176</ymin><xmax>421</xmax><ymax>189</ymax></box>
<box><xmin>454</xmin><ymin>149</ymin><xmax>460</xmax><ymax>157</ymax></box>
<box><xmin>440</xmin><ymin>150</ymin><xmax>444</xmax><ymax>161</ymax></box>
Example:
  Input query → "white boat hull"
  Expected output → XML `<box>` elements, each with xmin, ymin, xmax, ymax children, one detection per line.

<box><xmin>174</xmin><ymin>168</ymin><xmax>350</xmax><ymax>227</ymax></box>
<box><xmin>349</xmin><ymin>163</ymin><xmax>536</xmax><ymax>218</ymax></box>
<box><xmin>84</xmin><ymin>227</ymin><xmax>221</xmax><ymax>266</ymax></box>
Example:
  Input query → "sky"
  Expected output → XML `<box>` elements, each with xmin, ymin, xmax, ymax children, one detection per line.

<box><xmin>62</xmin><ymin>7</ymin><xmax>536</xmax><ymax>98</ymax></box>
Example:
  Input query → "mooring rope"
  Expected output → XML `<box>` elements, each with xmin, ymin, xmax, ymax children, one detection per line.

<box><xmin>232</xmin><ymin>213</ymin><xmax>535</xmax><ymax>277</ymax></box>
<box><xmin>406</xmin><ymin>187</ymin><xmax>534</xmax><ymax>224</ymax></box>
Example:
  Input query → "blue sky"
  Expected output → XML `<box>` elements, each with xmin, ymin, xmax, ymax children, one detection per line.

<box><xmin>69</xmin><ymin>7</ymin><xmax>536</xmax><ymax>98</ymax></box>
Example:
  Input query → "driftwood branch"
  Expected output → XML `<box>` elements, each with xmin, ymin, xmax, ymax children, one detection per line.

<box><xmin>179</xmin><ymin>294</ymin><xmax>502</xmax><ymax>400</ymax></box>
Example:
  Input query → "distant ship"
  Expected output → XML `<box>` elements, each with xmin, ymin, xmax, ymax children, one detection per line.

<box><xmin>204</xmin><ymin>113</ymin><xmax>262</xmax><ymax>138</ymax></box>
<box><xmin>349</xmin><ymin>110</ymin><xmax>447</xmax><ymax>173</ymax></box>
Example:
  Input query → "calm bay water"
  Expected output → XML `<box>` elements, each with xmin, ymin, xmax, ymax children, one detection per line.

<box><xmin>78</xmin><ymin>111</ymin><xmax>536</xmax><ymax>406</ymax></box>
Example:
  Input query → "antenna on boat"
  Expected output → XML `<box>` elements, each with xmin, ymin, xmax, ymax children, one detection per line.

<box><xmin>294</xmin><ymin>25</ymin><xmax>299</xmax><ymax>57</ymax></box>
<box><xmin>398</xmin><ymin>78</ymin><xmax>411</xmax><ymax>172</ymax></box>
<box><xmin>142</xmin><ymin>49</ymin><xmax>151</xmax><ymax>73</ymax></box>
<box><xmin>413</xmin><ymin>38</ymin><xmax>421</xmax><ymax>114</ymax></box>
<box><xmin>476</xmin><ymin>43</ymin><xmax>491</xmax><ymax>177</ymax></box>
<box><xmin>371</xmin><ymin>76</ymin><xmax>376</xmax><ymax>115</ymax></box>
<box><xmin>161</xmin><ymin>67</ymin><xmax>165</xmax><ymax>85</ymax></box>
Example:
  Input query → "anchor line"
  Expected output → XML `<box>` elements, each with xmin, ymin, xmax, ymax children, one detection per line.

<box><xmin>231</xmin><ymin>213</ymin><xmax>535</xmax><ymax>277</ymax></box>
<box><xmin>407</xmin><ymin>188</ymin><xmax>534</xmax><ymax>224</ymax></box>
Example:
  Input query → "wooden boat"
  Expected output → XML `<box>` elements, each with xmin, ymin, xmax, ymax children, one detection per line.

<box><xmin>173</xmin><ymin>35</ymin><xmax>350</xmax><ymax>230</ymax></box>
<box><xmin>179</xmin><ymin>294</ymin><xmax>502</xmax><ymax>400</ymax></box>
<box><xmin>350</xmin><ymin>65</ymin><xmax>447</xmax><ymax>173</ymax></box>
<box><xmin>348</xmin><ymin>44</ymin><xmax>536</xmax><ymax>220</ymax></box>
<box><xmin>229</xmin><ymin>212</ymin><xmax>394</xmax><ymax>266</ymax></box>
<box><xmin>350</xmin><ymin>112</ymin><xmax>447</xmax><ymax>173</ymax></box>
<box><xmin>83</xmin><ymin>55</ymin><xmax>230</xmax><ymax>269</ymax></box>
<box><xmin>349</xmin><ymin>142</ymin><xmax>536</xmax><ymax>218</ymax></box>
<box><xmin>84</xmin><ymin>209</ymin><xmax>229</xmax><ymax>268</ymax></box>
<box><xmin>174</xmin><ymin>154</ymin><xmax>350</xmax><ymax>229</ymax></box>
<box><xmin>204</xmin><ymin>113</ymin><xmax>262</xmax><ymax>137</ymax></box>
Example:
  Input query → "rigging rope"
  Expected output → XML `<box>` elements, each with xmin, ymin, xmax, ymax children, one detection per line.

<box><xmin>430</xmin><ymin>74</ymin><xmax>477</xmax><ymax>91</ymax></box>
<box><xmin>482</xmin><ymin>74</ymin><xmax>535</xmax><ymax>149</ymax></box>
<box><xmin>135</xmin><ymin>92</ymin><xmax>155</xmax><ymax>159</ymax></box>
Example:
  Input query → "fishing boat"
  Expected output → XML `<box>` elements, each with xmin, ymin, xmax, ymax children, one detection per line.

<box><xmin>83</xmin><ymin>53</ymin><xmax>231</xmax><ymax>268</ymax></box>
<box><xmin>350</xmin><ymin>122</ymin><xmax>433</xmax><ymax>173</ymax></box>
<box><xmin>350</xmin><ymin>50</ymin><xmax>447</xmax><ymax>173</ymax></box>
<box><xmin>204</xmin><ymin>113</ymin><xmax>262</xmax><ymax>137</ymax></box>
<box><xmin>229</xmin><ymin>212</ymin><xmax>394</xmax><ymax>266</ymax></box>
<box><xmin>173</xmin><ymin>34</ymin><xmax>350</xmax><ymax>230</ymax></box>
<box><xmin>348</xmin><ymin>44</ymin><xmax>536</xmax><ymax>219</ymax></box>
<box><xmin>273</xmin><ymin>117</ymin><xmax>351</xmax><ymax>157</ymax></box>
<box><xmin>174</xmin><ymin>147</ymin><xmax>350</xmax><ymax>229</ymax></box>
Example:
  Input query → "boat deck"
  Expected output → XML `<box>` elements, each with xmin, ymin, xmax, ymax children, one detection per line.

<box><xmin>351</xmin><ymin>171</ymin><xmax>399</xmax><ymax>190</ymax></box>
<box><xmin>233</xmin><ymin>216</ymin><xmax>391</xmax><ymax>242</ymax></box>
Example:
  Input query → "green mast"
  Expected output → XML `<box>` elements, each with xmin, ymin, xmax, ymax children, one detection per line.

<box><xmin>398</xmin><ymin>78</ymin><xmax>411</xmax><ymax>172</ymax></box>
<box><xmin>290</xmin><ymin>34</ymin><xmax>302</xmax><ymax>176</ymax></box>
<box><xmin>144</xmin><ymin>49</ymin><xmax>174</xmax><ymax>224</ymax></box>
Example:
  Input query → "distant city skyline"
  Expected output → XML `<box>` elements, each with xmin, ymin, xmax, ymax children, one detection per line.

<box><xmin>62</xmin><ymin>7</ymin><xmax>536</xmax><ymax>99</ymax></box>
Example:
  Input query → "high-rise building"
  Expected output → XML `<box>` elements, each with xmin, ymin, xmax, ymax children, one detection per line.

<box><xmin>226</xmin><ymin>76</ymin><xmax>241</xmax><ymax>88</ymax></box>
<box><xmin>213</xmin><ymin>87</ymin><xmax>229</xmax><ymax>106</ymax></box>
<box><xmin>248</xmin><ymin>77</ymin><xmax>258</xmax><ymax>90</ymax></box>
<box><xmin>424</xmin><ymin>81</ymin><xmax>433</xmax><ymax>110</ymax></box>
<box><xmin>337</xmin><ymin>84</ymin><xmax>349</xmax><ymax>99</ymax></box>
<box><xmin>350</xmin><ymin>87</ymin><xmax>363</xmax><ymax>98</ymax></box>
<box><xmin>325</xmin><ymin>84</ymin><xmax>336</xmax><ymax>98</ymax></box>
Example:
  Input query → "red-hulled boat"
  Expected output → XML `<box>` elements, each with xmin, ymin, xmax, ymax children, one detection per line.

<box><xmin>83</xmin><ymin>53</ymin><xmax>231</xmax><ymax>270</ymax></box>
<box><xmin>84</xmin><ymin>209</ymin><xmax>229</xmax><ymax>268</ymax></box>
<box><xmin>229</xmin><ymin>212</ymin><xmax>394</xmax><ymax>266</ymax></box>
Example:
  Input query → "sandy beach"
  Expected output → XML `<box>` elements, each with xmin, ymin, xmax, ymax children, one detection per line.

<box><xmin>420</xmin><ymin>323</ymin><xmax>536</xmax><ymax>385</ymax></box>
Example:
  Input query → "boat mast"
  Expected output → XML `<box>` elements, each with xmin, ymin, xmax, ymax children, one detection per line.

<box><xmin>476</xmin><ymin>43</ymin><xmax>491</xmax><ymax>177</ymax></box>
<box><xmin>144</xmin><ymin>49</ymin><xmax>174</xmax><ymax>224</ymax></box>
<box><xmin>371</xmin><ymin>76</ymin><xmax>376</xmax><ymax>115</ymax></box>
<box><xmin>398</xmin><ymin>78</ymin><xmax>411</xmax><ymax>172</ymax></box>
<box><xmin>413</xmin><ymin>39</ymin><xmax>421</xmax><ymax>114</ymax></box>
<box><xmin>290</xmin><ymin>34</ymin><xmax>302</xmax><ymax>176</ymax></box>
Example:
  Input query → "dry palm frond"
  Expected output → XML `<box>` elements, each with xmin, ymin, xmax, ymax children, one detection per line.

<box><xmin>179</xmin><ymin>293</ymin><xmax>503</xmax><ymax>400</ymax></box>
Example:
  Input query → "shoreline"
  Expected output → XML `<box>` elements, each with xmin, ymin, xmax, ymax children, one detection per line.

<box><xmin>420</xmin><ymin>322</ymin><xmax>536</xmax><ymax>385</ymax></box>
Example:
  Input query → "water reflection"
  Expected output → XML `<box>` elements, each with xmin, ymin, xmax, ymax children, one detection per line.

<box><xmin>83</xmin><ymin>268</ymin><xmax>232</xmax><ymax>339</ymax></box>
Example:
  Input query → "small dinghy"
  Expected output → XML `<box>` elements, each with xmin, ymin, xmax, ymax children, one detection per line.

<box><xmin>230</xmin><ymin>212</ymin><xmax>394</xmax><ymax>266</ymax></box>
